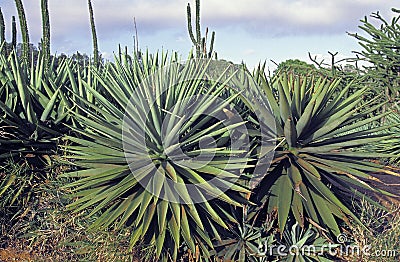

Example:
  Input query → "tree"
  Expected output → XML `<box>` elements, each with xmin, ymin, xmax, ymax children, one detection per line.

<box><xmin>275</xmin><ymin>59</ymin><xmax>317</xmax><ymax>76</ymax></box>
<box><xmin>71</xmin><ymin>51</ymin><xmax>90</xmax><ymax>66</ymax></box>
<box><xmin>348</xmin><ymin>8</ymin><xmax>400</xmax><ymax>103</ymax></box>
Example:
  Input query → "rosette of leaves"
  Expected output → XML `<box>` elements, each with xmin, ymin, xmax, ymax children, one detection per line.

<box><xmin>278</xmin><ymin>222</ymin><xmax>337</xmax><ymax>262</ymax></box>
<box><xmin>0</xmin><ymin>51</ymin><xmax>75</xmax><ymax>161</ymax></box>
<box><xmin>0</xmin><ymin>51</ymin><xmax>82</xmax><ymax>217</ymax></box>
<box><xmin>213</xmin><ymin>206</ymin><xmax>276</xmax><ymax>262</ymax></box>
<box><xmin>0</xmin><ymin>48</ymin><xmax>100</xmax><ymax>161</ymax></box>
<box><xmin>61</xmin><ymin>52</ymin><xmax>263</xmax><ymax>261</ymax></box>
<box><xmin>252</xmin><ymin>65</ymin><xmax>397</xmax><ymax>238</ymax></box>
<box><xmin>376</xmin><ymin>104</ymin><xmax>400</xmax><ymax>164</ymax></box>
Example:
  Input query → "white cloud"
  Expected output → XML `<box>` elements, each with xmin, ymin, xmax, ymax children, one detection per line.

<box><xmin>0</xmin><ymin>0</ymin><xmax>397</xmax><ymax>55</ymax></box>
<box><xmin>243</xmin><ymin>48</ymin><xmax>256</xmax><ymax>56</ymax></box>
<box><xmin>200</xmin><ymin>0</ymin><xmax>397</xmax><ymax>35</ymax></box>
<box><xmin>2</xmin><ymin>0</ymin><xmax>397</xmax><ymax>38</ymax></box>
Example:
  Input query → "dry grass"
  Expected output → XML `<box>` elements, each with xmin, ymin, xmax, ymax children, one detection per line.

<box><xmin>0</xmin><ymin>158</ymin><xmax>139</xmax><ymax>262</ymax></box>
<box><xmin>1</xmin><ymin>158</ymin><xmax>399</xmax><ymax>261</ymax></box>
<box><xmin>341</xmin><ymin>199</ymin><xmax>400</xmax><ymax>262</ymax></box>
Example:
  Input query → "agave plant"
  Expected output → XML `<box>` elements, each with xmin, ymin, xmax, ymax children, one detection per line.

<box><xmin>376</xmin><ymin>104</ymin><xmax>400</xmax><ymax>164</ymax></box>
<box><xmin>0</xmin><ymin>51</ymin><xmax>69</xmax><ymax>160</ymax></box>
<box><xmin>278</xmin><ymin>222</ymin><xmax>337</xmax><ymax>262</ymax></box>
<box><xmin>0</xmin><ymin>48</ymin><xmax>100</xmax><ymax>160</ymax></box>
<box><xmin>252</xmin><ymin>65</ymin><xmax>398</xmax><ymax>238</ymax></box>
<box><xmin>0</xmin><ymin>47</ymin><xmax>105</xmax><ymax>216</ymax></box>
<box><xmin>213</xmin><ymin>205</ymin><xmax>276</xmax><ymax>262</ymax></box>
<box><xmin>61</xmin><ymin>52</ymin><xmax>276</xmax><ymax>261</ymax></box>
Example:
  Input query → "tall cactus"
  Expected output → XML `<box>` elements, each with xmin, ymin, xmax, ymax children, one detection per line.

<box><xmin>209</xmin><ymin>30</ymin><xmax>215</xmax><ymax>58</ymax></box>
<box><xmin>88</xmin><ymin>0</ymin><xmax>99</xmax><ymax>67</ymax></box>
<box><xmin>0</xmin><ymin>8</ymin><xmax>5</xmax><ymax>45</ymax></box>
<box><xmin>14</xmin><ymin>0</ymin><xmax>30</xmax><ymax>64</ymax></box>
<box><xmin>11</xmin><ymin>16</ymin><xmax>16</xmax><ymax>49</ymax></box>
<box><xmin>41</xmin><ymin>0</ymin><xmax>51</xmax><ymax>68</ymax></box>
<box><xmin>186</xmin><ymin>0</ymin><xmax>215</xmax><ymax>58</ymax></box>
<box><xmin>0</xmin><ymin>8</ymin><xmax>6</xmax><ymax>56</ymax></box>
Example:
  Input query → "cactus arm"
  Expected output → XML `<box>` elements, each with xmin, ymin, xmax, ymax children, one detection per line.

<box><xmin>14</xmin><ymin>0</ymin><xmax>30</xmax><ymax>64</ymax></box>
<box><xmin>11</xmin><ymin>16</ymin><xmax>16</xmax><ymax>49</ymax></box>
<box><xmin>0</xmin><ymin>8</ymin><xmax>5</xmax><ymax>44</ymax></box>
<box><xmin>88</xmin><ymin>0</ymin><xmax>99</xmax><ymax>67</ymax></box>
<box><xmin>41</xmin><ymin>0</ymin><xmax>51</xmax><ymax>68</ymax></box>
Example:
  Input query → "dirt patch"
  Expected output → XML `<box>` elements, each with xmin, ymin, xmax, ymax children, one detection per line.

<box><xmin>369</xmin><ymin>165</ymin><xmax>400</xmax><ymax>208</ymax></box>
<box><xmin>0</xmin><ymin>248</ymin><xmax>38</xmax><ymax>262</ymax></box>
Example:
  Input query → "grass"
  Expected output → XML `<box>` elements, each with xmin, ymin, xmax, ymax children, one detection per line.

<box><xmin>1</xmin><ymin>158</ymin><xmax>399</xmax><ymax>261</ymax></box>
<box><xmin>340</xmin><ymin>197</ymin><xmax>400</xmax><ymax>262</ymax></box>
<box><xmin>0</xmin><ymin>157</ymin><xmax>138</xmax><ymax>262</ymax></box>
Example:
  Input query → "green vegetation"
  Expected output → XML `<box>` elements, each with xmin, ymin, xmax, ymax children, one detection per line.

<box><xmin>11</xmin><ymin>16</ymin><xmax>16</xmax><ymax>49</ymax></box>
<box><xmin>253</xmin><ymin>69</ymin><xmax>394</xmax><ymax>237</ymax></box>
<box><xmin>0</xmin><ymin>1</ymin><xmax>399</xmax><ymax>261</ymax></box>
<box><xmin>343</xmin><ymin>198</ymin><xmax>400</xmax><ymax>262</ymax></box>
<box><xmin>14</xmin><ymin>0</ymin><xmax>29</xmax><ymax>65</ymax></box>
<box><xmin>187</xmin><ymin>0</ymin><xmax>215</xmax><ymax>58</ymax></box>
<box><xmin>87</xmin><ymin>0</ymin><xmax>99</xmax><ymax>67</ymax></box>
<box><xmin>349</xmin><ymin>8</ymin><xmax>400</xmax><ymax>104</ymax></box>
<box><xmin>275</xmin><ymin>59</ymin><xmax>317</xmax><ymax>76</ymax></box>
<box><xmin>0</xmin><ymin>8</ymin><xmax>5</xmax><ymax>46</ymax></box>
<box><xmin>61</xmin><ymin>55</ymin><xmax>261</xmax><ymax>260</ymax></box>
<box><xmin>40</xmin><ymin>0</ymin><xmax>50</xmax><ymax>69</ymax></box>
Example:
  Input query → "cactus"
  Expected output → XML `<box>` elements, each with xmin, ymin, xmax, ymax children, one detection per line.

<box><xmin>41</xmin><ymin>0</ymin><xmax>51</xmax><ymax>69</ymax></box>
<box><xmin>0</xmin><ymin>8</ymin><xmax>5</xmax><ymax>45</ymax></box>
<box><xmin>0</xmin><ymin>8</ymin><xmax>6</xmax><ymax>56</ymax></box>
<box><xmin>186</xmin><ymin>0</ymin><xmax>215</xmax><ymax>58</ymax></box>
<box><xmin>133</xmin><ymin>17</ymin><xmax>139</xmax><ymax>57</ymax></box>
<box><xmin>209</xmin><ymin>31</ymin><xmax>215</xmax><ymax>58</ymax></box>
<box><xmin>14</xmin><ymin>0</ymin><xmax>30</xmax><ymax>64</ymax></box>
<box><xmin>88</xmin><ymin>0</ymin><xmax>99</xmax><ymax>67</ymax></box>
<box><xmin>11</xmin><ymin>16</ymin><xmax>16</xmax><ymax>49</ymax></box>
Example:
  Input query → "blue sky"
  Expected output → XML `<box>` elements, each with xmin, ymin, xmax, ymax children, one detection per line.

<box><xmin>0</xmin><ymin>0</ymin><xmax>398</xmax><ymax>69</ymax></box>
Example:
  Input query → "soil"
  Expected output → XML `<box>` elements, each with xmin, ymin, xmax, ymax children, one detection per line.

<box><xmin>0</xmin><ymin>247</ymin><xmax>36</xmax><ymax>262</ymax></box>
<box><xmin>369</xmin><ymin>165</ymin><xmax>400</xmax><ymax>208</ymax></box>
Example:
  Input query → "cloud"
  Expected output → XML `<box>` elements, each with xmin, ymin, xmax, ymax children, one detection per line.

<box><xmin>0</xmin><ymin>0</ymin><xmax>397</xmax><ymax>53</ymax></box>
<box><xmin>46</xmin><ymin>0</ymin><xmax>187</xmax><ymax>39</ymax></box>
<box><xmin>200</xmin><ymin>0</ymin><xmax>397</xmax><ymax>35</ymax></box>
<box><xmin>243</xmin><ymin>48</ymin><xmax>256</xmax><ymax>56</ymax></box>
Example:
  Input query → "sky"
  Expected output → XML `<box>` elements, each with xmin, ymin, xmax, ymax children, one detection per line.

<box><xmin>0</xmin><ymin>0</ymin><xmax>398</xmax><ymax>70</ymax></box>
